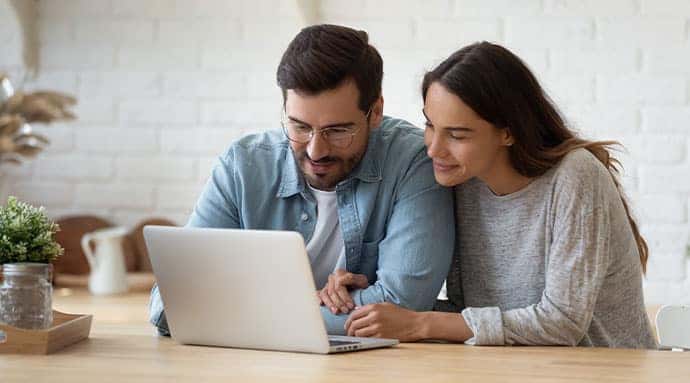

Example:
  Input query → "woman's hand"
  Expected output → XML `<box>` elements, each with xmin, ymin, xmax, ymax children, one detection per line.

<box><xmin>344</xmin><ymin>303</ymin><xmax>427</xmax><ymax>342</ymax></box>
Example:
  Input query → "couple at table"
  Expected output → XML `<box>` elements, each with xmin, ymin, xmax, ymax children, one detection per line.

<box><xmin>149</xmin><ymin>24</ymin><xmax>657</xmax><ymax>349</ymax></box>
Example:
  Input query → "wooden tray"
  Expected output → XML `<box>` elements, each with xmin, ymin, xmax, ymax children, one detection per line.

<box><xmin>0</xmin><ymin>310</ymin><xmax>92</xmax><ymax>354</ymax></box>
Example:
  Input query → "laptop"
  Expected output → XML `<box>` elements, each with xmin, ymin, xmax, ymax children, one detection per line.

<box><xmin>143</xmin><ymin>226</ymin><xmax>399</xmax><ymax>354</ymax></box>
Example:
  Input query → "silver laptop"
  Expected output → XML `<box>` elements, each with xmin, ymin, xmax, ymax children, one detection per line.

<box><xmin>143</xmin><ymin>226</ymin><xmax>399</xmax><ymax>354</ymax></box>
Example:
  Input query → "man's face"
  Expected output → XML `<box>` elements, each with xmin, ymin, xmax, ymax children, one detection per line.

<box><xmin>284</xmin><ymin>80</ymin><xmax>382</xmax><ymax>191</ymax></box>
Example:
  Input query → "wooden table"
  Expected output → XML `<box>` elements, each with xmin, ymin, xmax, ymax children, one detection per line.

<box><xmin>2</xmin><ymin>288</ymin><xmax>688</xmax><ymax>382</ymax></box>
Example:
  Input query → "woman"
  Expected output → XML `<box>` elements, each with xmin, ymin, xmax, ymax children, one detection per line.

<box><xmin>344</xmin><ymin>42</ymin><xmax>657</xmax><ymax>348</ymax></box>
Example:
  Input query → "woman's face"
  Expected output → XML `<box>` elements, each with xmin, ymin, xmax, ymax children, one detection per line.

<box><xmin>423</xmin><ymin>82</ymin><xmax>513</xmax><ymax>187</ymax></box>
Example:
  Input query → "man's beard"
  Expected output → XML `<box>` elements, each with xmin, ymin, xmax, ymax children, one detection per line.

<box><xmin>295</xmin><ymin>150</ymin><xmax>364</xmax><ymax>191</ymax></box>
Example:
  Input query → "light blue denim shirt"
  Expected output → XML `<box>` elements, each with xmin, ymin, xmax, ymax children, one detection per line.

<box><xmin>149</xmin><ymin>116</ymin><xmax>455</xmax><ymax>335</ymax></box>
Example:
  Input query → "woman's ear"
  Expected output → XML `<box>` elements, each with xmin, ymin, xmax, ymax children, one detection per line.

<box><xmin>501</xmin><ymin>128</ymin><xmax>514</xmax><ymax>147</ymax></box>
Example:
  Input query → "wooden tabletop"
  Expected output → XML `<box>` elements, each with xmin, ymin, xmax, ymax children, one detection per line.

<box><xmin>2</xmin><ymin>288</ymin><xmax>688</xmax><ymax>382</ymax></box>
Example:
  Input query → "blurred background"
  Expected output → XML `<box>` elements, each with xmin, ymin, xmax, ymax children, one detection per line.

<box><xmin>1</xmin><ymin>0</ymin><xmax>689</xmax><ymax>304</ymax></box>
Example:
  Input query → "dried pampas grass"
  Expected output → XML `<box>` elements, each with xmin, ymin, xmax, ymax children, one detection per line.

<box><xmin>0</xmin><ymin>73</ymin><xmax>77</xmax><ymax>164</ymax></box>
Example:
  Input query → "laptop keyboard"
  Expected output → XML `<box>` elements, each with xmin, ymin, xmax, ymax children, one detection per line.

<box><xmin>329</xmin><ymin>339</ymin><xmax>360</xmax><ymax>346</ymax></box>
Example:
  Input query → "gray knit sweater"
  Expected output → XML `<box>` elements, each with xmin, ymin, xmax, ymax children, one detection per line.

<box><xmin>442</xmin><ymin>149</ymin><xmax>657</xmax><ymax>349</ymax></box>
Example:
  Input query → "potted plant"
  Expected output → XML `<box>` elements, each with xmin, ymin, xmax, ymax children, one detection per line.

<box><xmin>0</xmin><ymin>196</ymin><xmax>63</xmax><ymax>329</ymax></box>
<box><xmin>0</xmin><ymin>195</ymin><xmax>63</xmax><ymax>264</ymax></box>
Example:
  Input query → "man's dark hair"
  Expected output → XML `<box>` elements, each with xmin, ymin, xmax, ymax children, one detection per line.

<box><xmin>276</xmin><ymin>24</ymin><xmax>383</xmax><ymax>113</ymax></box>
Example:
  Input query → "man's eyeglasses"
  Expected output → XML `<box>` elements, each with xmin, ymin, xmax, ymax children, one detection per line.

<box><xmin>281</xmin><ymin>107</ymin><xmax>372</xmax><ymax>149</ymax></box>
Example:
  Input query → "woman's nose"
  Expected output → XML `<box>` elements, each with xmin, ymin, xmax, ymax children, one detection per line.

<box><xmin>426</xmin><ymin>132</ymin><xmax>445</xmax><ymax>159</ymax></box>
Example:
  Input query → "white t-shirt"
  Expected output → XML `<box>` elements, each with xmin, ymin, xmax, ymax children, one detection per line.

<box><xmin>305</xmin><ymin>184</ymin><xmax>346</xmax><ymax>289</ymax></box>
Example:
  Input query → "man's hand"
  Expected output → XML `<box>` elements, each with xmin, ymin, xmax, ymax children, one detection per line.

<box><xmin>344</xmin><ymin>302</ymin><xmax>426</xmax><ymax>342</ymax></box>
<box><xmin>318</xmin><ymin>269</ymin><xmax>369</xmax><ymax>314</ymax></box>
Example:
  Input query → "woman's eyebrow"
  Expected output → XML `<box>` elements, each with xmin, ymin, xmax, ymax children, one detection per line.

<box><xmin>422</xmin><ymin>110</ymin><xmax>473</xmax><ymax>132</ymax></box>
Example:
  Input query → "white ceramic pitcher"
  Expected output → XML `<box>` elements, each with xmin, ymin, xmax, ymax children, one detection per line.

<box><xmin>81</xmin><ymin>226</ymin><xmax>129</xmax><ymax>295</ymax></box>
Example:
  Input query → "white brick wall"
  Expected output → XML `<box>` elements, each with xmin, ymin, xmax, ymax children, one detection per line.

<box><xmin>75</xmin><ymin>127</ymin><xmax>158</xmax><ymax>154</ymax></box>
<box><xmin>119</xmin><ymin>99</ymin><xmax>197</xmax><ymax>124</ymax></box>
<box><xmin>0</xmin><ymin>1</ymin><xmax>24</xmax><ymax>72</ymax></box>
<box><xmin>639</xmin><ymin>194</ymin><xmax>687</xmax><ymax>224</ymax></box>
<box><xmin>643</xmin><ymin>107</ymin><xmax>690</xmax><ymax>133</ymax></box>
<box><xmin>550</xmin><ymin>48</ymin><xmax>639</xmax><ymax>74</ymax></box>
<box><xmin>78</xmin><ymin>72</ymin><xmax>161</xmax><ymax>98</ymax></box>
<box><xmin>598</xmin><ymin>75</ymin><xmax>686</xmax><ymax>105</ymax></box>
<box><xmin>75</xmin><ymin>183</ymin><xmax>155</xmax><ymax>209</ymax></box>
<box><xmin>33</xmin><ymin>155</ymin><xmax>114</xmax><ymax>181</ymax></box>
<box><xmin>1</xmin><ymin>0</ymin><xmax>689</xmax><ymax>305</ymax></box>
<box><xmin>115</xmin><ymin>157</ymin><xmax>197</xmax><ymax>181</ymax></box>
<box><xmin>598</xmin><ymin>17</ymin><xmax>687</xmax><ymax>46</ymax></box>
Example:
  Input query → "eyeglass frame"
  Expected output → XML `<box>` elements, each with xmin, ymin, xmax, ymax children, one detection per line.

<box><xmin>280</xmin><ymin>106</ymin><xmax>373</xmax><ymax>149</ymax></box>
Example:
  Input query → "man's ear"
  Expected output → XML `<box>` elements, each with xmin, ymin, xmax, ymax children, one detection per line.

<box><xmin>370</xmin><ymin>96</ymin><xmax>384</xmax><ymax>129</ymax></box>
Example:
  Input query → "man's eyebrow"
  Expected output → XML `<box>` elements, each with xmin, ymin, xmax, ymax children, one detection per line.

<box><xmin>287</xmin><ymin>116</ymin><xmax>356</xmax><ymax>129</ymax></box>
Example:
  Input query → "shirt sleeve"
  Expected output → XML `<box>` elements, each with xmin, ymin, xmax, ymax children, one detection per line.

<box><xmin>321</xmin><ymin>150</ymin><xmax>455</xmax><ymax>335</ymax></box>
<box><xmin>187</xmin><ymin>150</ymin><xmax>241</xmax><ymax>229</ymax></box>
<box><xmin>148</xmin><ymin>283</ymin><xmax>171</xmax><ymax>336</ymax></box>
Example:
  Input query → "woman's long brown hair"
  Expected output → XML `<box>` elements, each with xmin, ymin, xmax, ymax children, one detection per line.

<box><xmin>422</xmin><ymin>41</ymin><xmax>648</xmax><ymax>273</ymax></box>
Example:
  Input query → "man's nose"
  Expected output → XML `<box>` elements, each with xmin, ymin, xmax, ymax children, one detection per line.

<box><xmin>307</xmin><ymin>132</ymin><xmax>330</xmax><ymax>161</ymax></box>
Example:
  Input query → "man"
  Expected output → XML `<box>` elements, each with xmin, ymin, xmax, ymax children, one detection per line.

<box><xmin>149</xmin><ymin>24</ymin><xmax>454</xmax><ymax>336</ymax></box>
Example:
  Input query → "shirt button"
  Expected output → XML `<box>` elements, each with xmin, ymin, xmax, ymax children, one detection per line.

<box><xmin>301</xmin><ymin>213</ymin><xmax>309</xmax><ymax>221</ymax></box>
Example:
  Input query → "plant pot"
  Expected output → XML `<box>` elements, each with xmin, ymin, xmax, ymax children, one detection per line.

<box><xmin>0</xmin><ymin>262</ymin><xmax>54</xmax><ymax>330</ymax></box>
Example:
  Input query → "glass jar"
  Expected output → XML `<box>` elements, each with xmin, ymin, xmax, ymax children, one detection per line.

<box><xmin>0</xmin><ymin>263</ymin><xmax>53</xmax><ymax>329</ymax></box>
